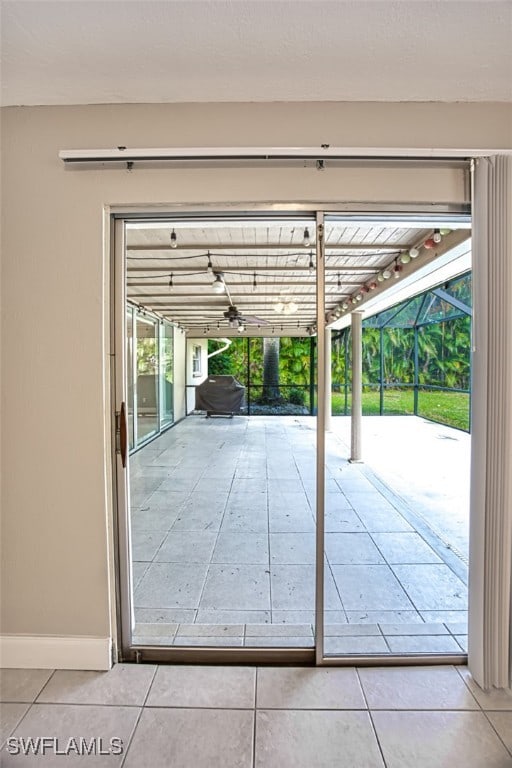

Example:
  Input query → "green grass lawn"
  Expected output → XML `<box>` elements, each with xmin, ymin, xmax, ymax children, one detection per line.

<box><xmin>331</xmin><ymin>388</ymin><xmax>470</xmax><ymax>432</ymax></box>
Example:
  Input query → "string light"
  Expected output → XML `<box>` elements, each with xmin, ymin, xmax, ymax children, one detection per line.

<box><xmin>206</xmin><ymin>251</ymin><xmax>213</xmax><ymax>272</ymax></box>
<box><xmin>337</xmin><ymin>272</ymin><xmax>342</xmax><ymax>288</ymax></box>
<box><xmin>253</xmin><ymin>272</ymin><xmax>257</xmax><ymax>290</ymax></box>
<box><xmin>308</xmin><ymin>251</ymin><xmax>315</xmax><ymax>274</ymax></box>
<box><xmin>433</xmin><ymin>229</ymin><xmax>442</xmax><ymax>244</ymax></box>
<box><xmin>168</xmin><ymin>273</ymin><xmax>174</xmax><ymax>289</ymax></box>
<box><xmin>303</xmin><ymin>227</ymin><xmax>311</xmax><ymax>247</ymax></box>
<box><xmin>409</xmin><ymin>247</ymin><xmax>420</xmax><ymax>258</ymax></box>
<box><xmin>170</xmin><ymin>229</ymin><xmax>177</xmax><ymax>248</ymax></box>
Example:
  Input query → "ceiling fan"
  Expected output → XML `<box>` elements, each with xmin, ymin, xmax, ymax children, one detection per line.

<box><xmin>214</xmin><ymin>272</ymin><xmax>268</xmax><ymax>329</ymax></box>
<box><xmin>223</xmin><ymin>303</ymin><xmax>268</xmax><ymax>329</ymax></box>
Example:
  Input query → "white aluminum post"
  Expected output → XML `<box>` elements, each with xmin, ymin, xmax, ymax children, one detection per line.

<box><xmin>350</xmin><ymin>311</ymin><xmax>363</xmax><ymax>463</ymax></box>
<box><xmin>325</xmin><ymin>328</ymin><xmax>332</xmax><ymax>431</ymax></box>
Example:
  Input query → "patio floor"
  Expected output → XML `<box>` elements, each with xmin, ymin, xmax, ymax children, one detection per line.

<box><xmin>129</xmin><ymin>415</ymin><xmax>469</xmax><ymax>654</ymax></box>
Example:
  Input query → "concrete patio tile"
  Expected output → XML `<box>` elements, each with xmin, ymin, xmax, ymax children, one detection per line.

<box><xmin>221</xmin><ymin>507</ymin><xmax>269</xmax><ymax>533</ymax></box>
<box><xmin>323</xmin><ymin>493</ymin><xmax>356</xmax><ymax>512</ymax></box>
<box><xmin>325</xmin><ymin>533</ymin><xmax>385</xmax><ymax>565</ymax></box>
<box><xmin>133</xmin><ymin>622</ymin><xmax>178</xmax><ymax>638</ymax></box>
<box><xmin>331</xmin><ymin>565</ymin><xmax>415</xmax><ymax>611</ymax></box>
<box><xmin>246</xmin><ymin>636</ymin><xmax>313</xmax><ymax>647</ymax></box>
<box><xmin>135</xmin><ymin>608</ymin><xmax>196</xmax><ymax>624</ymax></box>
<box><xmin>246</xmin><ymin>623</ymin><xmax>313</xmax><ymax>637</ymax></box>
<box><xmin>130</xmin><ymin>506</ymin><xmax>182</xmax><ymax>533</ymax></box>
<box><xmin>230</xmin><ymin>477</ymin><xmax>268</xmax><ymax>494</ymax></box>
<box><xmin>379</xmin><ymin>622</ymin><xmax>449</xmax><ymax>635</ymax></box>
<box><xmin>134</xmin><ymin>562</ymin><xmax>208</xmax><ymax>609</ymax></box>
<box><xmin>324</xmin><ymin>624</ymin><xmax>381</xmax><ymax>636</ymax></box>
<box><xmin>324</xmin><ymin>508</ymin><xmax>366</xmax><ymax>533</ymax></box>
<box><xmin>269</xmin><ymin>507</ymin><xmax>315</xmax><ymax>533</ymax></box>
<box><xmin>267</xmin><ymin>479</ymin><xmax>305</xmax><ymax>495</ymax></box>
<box><xmin>349</xmin><ymin>505</ymin><xmax>414</xmax><ymax>533</ymax></box>
<box><xmin>155</xmin><ymin>530</ymin><xmax>217</xmax><ymax>562</ymax></box>
<box><xmin>346</xmin><ymin>610</ymin><xmax>424</xmax><ymax>624</ymax></box>
<box><xmin>271</xmin><ymin>610</ymin><xmax>316</xmax><ymax>624</ymax></box>
<box><xmin>195</xmin><ymin>609</ymin><xmax>271</xmax><ymax>624</ymax></box>
<box><xmin>456</xmin><ymin>635</ymin><xmax>468</xmax><ymax>651</ymax></box>
<box><xmin>371</xmin><ymin>532</ymin><xmax>442</xmax><ymax>564</ymax></box>
<box><xmin>132</xmin><ymin>561</ymin><xmax>151</xmax><ymax>591</ymax></box>
<box><xmin>131</xmin><ymin>530</ymin><xmax>167</xmax><ymax>561</ymax></box>
<box><xmin>175</xmin><ymin>624</ymin><xmax>243</xmax><ymax>637</ymax></box>
<box><xmin>174</xmin><ymin>635</ymin><xmax>246</xmax><ymax>646</ymax></box>
<box><xmin>420</xmin><ymin>610</ymin><xmax>468</xmax><ymax>623</ymax></box>
<box><xmin>226</xmin><ymin>491</ymin><xmax>268</xmax><ymax>512</ymax></box>
<box><xmin>325</xmin><ymin>636</ymin><xmax>389</xmax><ymax>654</ymax></box>
<box><xmin>171</xmin><ymin>496</ymin><xmax>227</xmax><ymax>532</ymax></box>
<box><xmin>212</xmin><ymin>532</ymin><xmax>269</xmax><ymax>564</ymax></box>
<box><xmin>270</xmin><ymin>533</ymin><xmax>316</xmax><ymax>563</ymax></box>
<box><xmin>270</xmin><ymin>565</ymin><xmax>342</xmax><ymax>610</ymax></box>
<box><xmin>391</xmin><ymin>564</ymin><xmax>468</xmax><ymax>611</ymax></box>
<box><xmin>385</xmin><ymin>635</ymin><xmax>462</xmax><ymax>653</ymax></box>
<box><xmin>199</xmin><ymin>565</ymin><xmax>271</xmax><ymax>610</ymax></box>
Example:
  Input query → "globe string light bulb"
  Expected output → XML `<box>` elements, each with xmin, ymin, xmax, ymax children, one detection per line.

<box><xmin>433</xmin><ymin>229</ymin><xmax>442</xmax><ymax>244</ymax></box>
<box><xmin>409</xmin><ymin>247</ymin><xmax>420</xmax><ymax>259</ymax></box>
<box><xmin>308</xmin><ymin>251</ymin><xmax>315</xmax><ymax>274</ymax></box>
<box><xmin>170</xmin><ymin>229</ymin><xmax>177</xmax><ymax>248</ymax></box>
<box><xmin>303</xmin><ymin>227</ymin><xmax>311</xmax><ymax>247</ymax></box>
<box><xmin>211</xmin><ymin>274</ymin><xmax>225</xmax><ymax>294</ymax></box>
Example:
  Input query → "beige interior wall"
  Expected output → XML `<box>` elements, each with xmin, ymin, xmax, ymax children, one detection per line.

<box><xmin>1</xmin><ymin>101</ymin><xmax>511</xmax><ymax>644</ymax></box>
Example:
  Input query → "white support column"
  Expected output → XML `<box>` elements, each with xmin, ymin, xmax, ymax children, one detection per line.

<box><xmin>350</xmin><ymin>311</ymin><xmax>363</xmax><ymax>463</ymax></box>
<box><xmin>325</xmin><ymin>328</ymin><xmax>332</xmax><ymax>432</ymax></box>
<box><xmin>469</xmin><ymin>156</ymin><xmax>512</xmax><ymax>690</ymax></box>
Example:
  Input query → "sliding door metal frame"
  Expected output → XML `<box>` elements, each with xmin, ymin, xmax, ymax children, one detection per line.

<box><xmin>112</xmin><ymin>203</ymin><xmax>469</xmax><ymax>665</ymax></box>
<box><xmin>315</xmin><ymin>211</ymin><xmax>326</xmax><ymax>665</ymax></box>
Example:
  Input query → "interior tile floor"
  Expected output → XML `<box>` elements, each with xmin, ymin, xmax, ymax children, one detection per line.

<box><xmin>1</xmin><ymin>665</ymin><xmax>511</xmax><ymax>767</ymax></box>
<box><xmin>130</xmin><ymin>415</ymin><xmax>469</xmax><ymax>653</ymax></box>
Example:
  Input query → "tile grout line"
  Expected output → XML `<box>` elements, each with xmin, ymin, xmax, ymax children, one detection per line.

<box><xmin>481</xmin><ymin>710</ymin><xmax>512</xmax><ymax>758</ymax></box>
<box><xmin>355</xmin><ymin>667</ymin><xmax>389</xmax><ymax>768</ymax></box>
<box><xmin>119</xmin><ymin>663</ymin><xmax>158</xmax><ymax>768</ymax></box>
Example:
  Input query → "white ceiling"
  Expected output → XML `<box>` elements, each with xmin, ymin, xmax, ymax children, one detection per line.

<box><xmin>1</xmin><ymin>0</ymin><xmax>511</xmax><ymax>107</ymax></box>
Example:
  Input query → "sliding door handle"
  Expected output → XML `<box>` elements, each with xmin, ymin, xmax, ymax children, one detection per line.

<box><xmin>116</xmin><ymin>402</ymin><xmax>128</xmax><ymax>468</ymax></box>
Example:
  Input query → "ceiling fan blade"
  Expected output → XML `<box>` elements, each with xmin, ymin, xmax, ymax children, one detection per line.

<box><xmin>240</xmin><ymin>315</ymin><xmax>270</xmax><ymax>325</ymax></box>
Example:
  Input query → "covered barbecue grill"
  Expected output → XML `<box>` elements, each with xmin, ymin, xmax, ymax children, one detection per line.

<box><xmin>195</xmin><ymin>375</ymin><xmax>245</xmax><ymax>417</ymax></box>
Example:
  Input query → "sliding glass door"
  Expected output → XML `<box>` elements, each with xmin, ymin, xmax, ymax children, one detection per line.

<box><xmin>114</xmin><ymin>206</ymin><xmax>470</xmax><ymax>664</ymax></box>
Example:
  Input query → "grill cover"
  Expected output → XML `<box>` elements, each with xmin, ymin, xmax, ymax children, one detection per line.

<box><xmin>195</xmin><ymin>375</ymin><xmax>245</xmax><ymax>414</ymax></box>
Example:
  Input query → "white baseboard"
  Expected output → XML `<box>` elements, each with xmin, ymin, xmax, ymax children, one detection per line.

<box><xmin>0</xmin><ymin>635</ymin><xmax>112</xmax><ymax>670</ymax></box>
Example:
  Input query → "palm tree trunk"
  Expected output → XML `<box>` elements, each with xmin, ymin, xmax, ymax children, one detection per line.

<box><xmin>262</xmin><ymin>337</ymin><xmax>280</xmax><ymax>402</ymax></box>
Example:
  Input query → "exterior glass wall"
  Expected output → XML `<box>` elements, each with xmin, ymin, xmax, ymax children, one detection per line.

<box><xmin>126</xmin><ymin>303</ymin><xmax>175</xmax><ymax>450</ymax></box>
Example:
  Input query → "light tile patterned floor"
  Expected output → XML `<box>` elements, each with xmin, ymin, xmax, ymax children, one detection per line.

<box><xmin>1</xmin><ymin>666</ymin><xmax>511</xmax><ymax>767</ymax></box>
<box><xmin>130</xmin><ymin>415</ymin><xmax>469</xmax><ymax>653</ymax></box>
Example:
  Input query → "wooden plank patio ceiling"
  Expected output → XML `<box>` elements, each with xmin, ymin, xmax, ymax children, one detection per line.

<box><xmin>125</xmin><ymin>220</ymin><xmax>467</xmax><ymax>334</ymax></box>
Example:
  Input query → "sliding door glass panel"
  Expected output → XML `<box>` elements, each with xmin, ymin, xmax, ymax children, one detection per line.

<box><xmin>124</xmin><ymin>213</ymin><xmax>317</xmax><ymax>651</ymax></box>
<box><xmin>322</xmin><ymin>213</ymin><xmax>469</xmax><ymax>658</ymax></box>
<box><xmin>126</xmin><ymin>307</ymin><xmax>135</xmax><ymax>450</ymax></box>
<box><xmin>160</xmin><ymin>321</ymin><xmax>174</xmax><ymax>427</ymax></box>
<box><xmin>135</xmin><ymin>314</ymin><xmax>159</xmax><ymax>444</ymax></box>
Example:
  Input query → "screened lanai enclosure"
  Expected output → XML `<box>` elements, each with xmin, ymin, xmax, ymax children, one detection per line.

<box><xmin>333</xmin><ymin>271</ymin><xmax>472</xmax><ymax>432</ymax></box>
<box><xmin>117</xmin><ymin>211</ymin><xmax>472</xmax><ymax>661</ymax></box>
